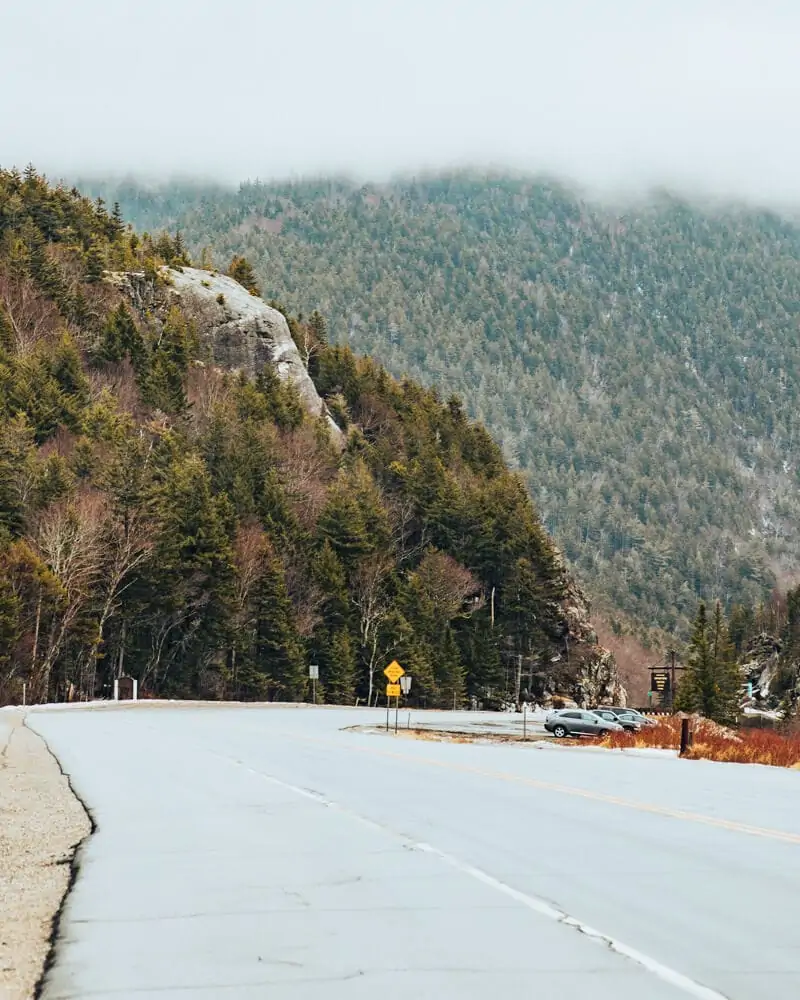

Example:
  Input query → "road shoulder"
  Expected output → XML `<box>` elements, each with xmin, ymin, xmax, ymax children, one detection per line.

<box><xmin>0</xmin><ymin>710</ymin><xmax>90</xmax><ymax>1000</ymax></box>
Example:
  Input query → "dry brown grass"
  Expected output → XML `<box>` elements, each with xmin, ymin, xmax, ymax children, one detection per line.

<box><xmin>604</xmin><ymin>716</ymin><xmax>800</xmax><ymax>768</ymax></box>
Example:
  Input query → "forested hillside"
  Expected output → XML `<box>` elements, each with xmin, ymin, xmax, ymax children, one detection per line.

<box><xmin>83</xmin><ymin>173</ymin><xmax>800</xmax><ymax>637</ymax></box>
<box><xmin>0</xmin><ymin>168</ymin><xmax>609</xmax><ymax>708</ymax></box>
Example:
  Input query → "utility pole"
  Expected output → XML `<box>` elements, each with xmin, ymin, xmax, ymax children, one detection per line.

<box><xmin>669</xmin><ymin>648</ymin><xmax>677</xmax><ymax>710</ymax></box>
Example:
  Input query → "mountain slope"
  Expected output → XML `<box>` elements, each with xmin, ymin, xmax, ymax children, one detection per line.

<box><xmin>0</xmin><ymin>168</ymin><xmax>616</xmax><ymax>708</ymax></box>
<box><xmin>84</xmin><ymin>173</ymin><xmax>800</xmax><ymax>635</ymax></box>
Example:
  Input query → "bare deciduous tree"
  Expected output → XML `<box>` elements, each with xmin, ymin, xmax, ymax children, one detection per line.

<box><xmin>277</xmin><ymin>427</ymin><xmax>336</xmax><ymax>530</ymax></box>
<box><xmin>351</xmin><ymin>554</ymin><xmax>395</xmax><ymax>706</ymax></box>
<box><xmin>85</xmin><ymin>506</ymin><xmax>153</xmax><ymax>697</ymax></box>
<box><xmin>29</xmin><ymin>492</ymin><xmax>106</xmax><ymax>701</ymax></box>
<box><xmin>0</xmin><ymin>272</ymin><xmax>61</xmax><ymax>354</ymax></box>
<box><xmin>414</xmin><ymin>550</ymin><xmax>483</xmax><ymax>620</ymax></box>
<box><xmin>186</xmin><ymin>365</ymin><xmax>232</xmax><ymax>428</ymax></box>
<box><xmin>229</xmin><ymin>523</ymin><xmax>267</xmax><ymax>696</ymax></box>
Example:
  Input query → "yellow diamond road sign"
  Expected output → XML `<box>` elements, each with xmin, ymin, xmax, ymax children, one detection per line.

<box><xmin>384</xmin><ymin>660</ymin><xmax>405</xmax><ymax>683</ymax></box>
<box><xmin>386</xmin><ymin>683</ymin><xmax>401</xmax><ymax>697</ymax></box>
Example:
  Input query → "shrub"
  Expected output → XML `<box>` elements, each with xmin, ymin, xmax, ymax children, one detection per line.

<box><xmin>603</xmin><ymin>716</ymin><xmax>800</xmax><ymax>768</ymax></box>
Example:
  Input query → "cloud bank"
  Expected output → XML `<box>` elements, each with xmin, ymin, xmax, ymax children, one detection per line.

<box><xmin>2</xmin><ymin>0</ymin><xmax>799</xmax><ymax>204</ymax></box>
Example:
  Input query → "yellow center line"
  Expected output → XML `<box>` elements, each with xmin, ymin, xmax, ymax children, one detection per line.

<box><xmin>293</xmin><ymin>731</ymin><xmax>800</xmax><ymax>846</ymax></box>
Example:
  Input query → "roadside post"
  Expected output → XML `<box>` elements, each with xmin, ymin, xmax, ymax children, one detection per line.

<box><xmin>384</xmin><ymin>660</ymin><xmax>405</xmax><ymax>732</ymax></box>
<box><xmin>669</xmin><ymin>649</ymin><xmax>677</xmax><ymax>709</ymax></box>
<box><xmin>309</xmin><ymin>663</ymin><xmax>319</xmax><ymax>704</ymax></box>
<box><xmin>522</xmin><ymin>701</ymin><xmax>527</xmax><ymax>739</ymax></box>
<box><xmin>679</xmin><ymin>717</ymin><xmax>694</xmax><ymax>756</ymax></box>
<box><xmin>398</xmin><ymin>674</ymin><xmax>412</xmax><ymax>733</ymax></box>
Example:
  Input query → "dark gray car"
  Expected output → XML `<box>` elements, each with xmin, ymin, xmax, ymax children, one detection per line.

<box><xmin>544</xmin><ymin>710</ymin><xmax>623</xmax><ymax>738</ymax></box>
<box><xmin>592</xmin><ymin>708</ymin><xmax>641</xmax><ymax>732</ymax></box>
<box><xmin>596</xmin><ymin>707</ymin><xmax>656</xmax><ymax>728</ymax></box>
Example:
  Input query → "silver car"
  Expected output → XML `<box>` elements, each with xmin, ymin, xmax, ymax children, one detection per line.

<box><xmin>545</xmin><ymin>709</ymin><xmax>624</xmax><ymax>738</ymax></box>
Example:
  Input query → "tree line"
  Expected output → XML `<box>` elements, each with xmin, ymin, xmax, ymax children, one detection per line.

<box><xmin>677</xmin><ymin>587</ymin><xmax>800</xmax><ymax>722</ymax></box>
<box><xmin>0</xmin><ymin>167</ymin><xmax>585</xmax><ymax>707</ymax></box>
<box><xmin>81</xmin><ymin>172</ymin><xmax>800</xmax><ymax>642</ymax></box>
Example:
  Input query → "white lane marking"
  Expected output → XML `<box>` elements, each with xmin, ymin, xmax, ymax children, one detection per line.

<box><xmin>414</xmin><ymin>842</ymin><xmax>728</xmax><ymax>1000</ymax></box>
<box><xmin>218</xmin><ymin>753</ymin><xmax>730</xmax><ymax>1000</ymax></box>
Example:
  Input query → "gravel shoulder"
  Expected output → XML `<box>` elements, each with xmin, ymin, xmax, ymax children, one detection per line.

<box><xmin>0</xmin><ymin>710</ymin><xmax>90</xmax><ymax>1000</ymax></box>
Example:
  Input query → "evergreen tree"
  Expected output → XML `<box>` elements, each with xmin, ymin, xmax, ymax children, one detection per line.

<box><xmin>317</xmin><ymin>481</ymin><xmax>373</xmax><ymax>571</ymax></box>
<box><xmin>251</xmin><ymin>540</ymin><xmax>305</xmax><ymax>700</ymax></box>
<box><xmin>0</xmin><ymin>572</ymin><xmax>22</xmax><ymax>677</ymax></box>
<box><xmin>84</xmin><ymin>240</ymin><xmax>106</xmax><ymax>282</ymax></box>
<box><xmin>676</xmin><ymin>602</ymin><xmax>740</xmax><ymax>723</ymax></box>
<box><xmin>173</xmin><ymin>230</ymin><xmax>190</xmax><ymax>265</ymax></box>
<box><xmin>228</xmin><ymin>255</ymin><xmax>260</xmax><ymax>295</ymax></box>
<box><xmin>310</xmin><ymin>541</ymin><xmax>355</xmax><ymax>703</ymax></box>
<box><xmin>146</xmin><ymin>454</ymin><xmax>235</xmax><ymax>692</ymax></box>
<box><xmin>144</xmin><ymin>307</ymin><xmax>191</xmax><ymax>414</ymax></box>
<box><xmin>321</xmin><ymin>628</ymin><xmax>356</xmax><ymax>704</ymax></box>
<box><xmin>254</xmin><ymin>364</ymin><xmax>305</xmax><ymax>430</ymax></box>
<box><xmin>111</xmin><ymin>201</ymin><xmax>125</xmax><ymax>235</ymax></box>
<box><xmin>98</xmin><ymin>303</ymin><xmax>146</xmax><ymax>369</ymax></box>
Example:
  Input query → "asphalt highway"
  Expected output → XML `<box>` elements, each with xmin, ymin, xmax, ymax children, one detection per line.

<box><xmin>28</xmin><ymin>704</ymin><xmax>800</xmax><ymax>999</ymax></box>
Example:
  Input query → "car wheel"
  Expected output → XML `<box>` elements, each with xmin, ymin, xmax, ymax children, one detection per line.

<box><xmin>553</xmin><ymin>724</ymin><xmax>568</xmax><ymax>738</ymax></box>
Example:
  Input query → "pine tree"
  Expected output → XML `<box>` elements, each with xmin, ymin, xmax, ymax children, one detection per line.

<box><xmin>144</xmin><ymin>307</ymin><xmax>190</xmax><ymax>414</ymax></box>
<box><xmin>149</xmin><ymin>455</ymin><xmax>236</xmax><ymax>691</ymax></box>
<box><xmin>310</xmin><ymin>541</ymin><xmax>355</xmax><ymax>703</ymax></box>
<box><xmin>676</xmin><ymin>602</ymin><xmax>740</xmax><ymax>723</ymax></box>
<box><xmin>251</xmin><ymin>541</ymin><xmax>305</xmax><ymax>700</ymax></box>
<box><xmin>317</xmin><ymin>482</ymin><xmax>373</xmax><ymax>571</ymax></box>
<box><xmin>0</xmin><ymin>414</ymin><xmax>36</xmax><ymax>537</ymax></box>
<box><xmin>254</xmin><ymin>364</ymin><xmax>305</xmax><ymax>430</ymax></box>
<box><xmin>28</xmin><ymin>232</ymin><xmax>66</xmax><ymax>303</ymax></box>
<box><xmin>98</xmin><ymin>303</ymin><xmax>146</xmax><ymax>369</ymax></box>
<box><xmin>110</xmin><ymin>201</ymin><xmax>125</xmax><ymax>236</ymax></box>
<box><xmin>85</xmin><ymin>240</ymin><xmax>106</xmax><ymax>282</ymax></box>
<box><xmin>155</xmin><ymin>233</ymin><xmax>176</xmax><ymax>263</ymax></box>
<box><xmin>228</xmin><ymin>255</ymin><xmax>260</xmax><ymax>295</ymax></box>
<box><xmin>173</xmin><ymin>230</ymin><xmax>190</xmax><ymax>266</ymax></box>
<box><xmin>322</xmin><ymin>628</ymin><xmax>356</xmax><ymax>704</ymax></box>
<box><xmin>0</xmin><ymin>573</ymin><xmax>22</xmax><ymax>677</ymax></box>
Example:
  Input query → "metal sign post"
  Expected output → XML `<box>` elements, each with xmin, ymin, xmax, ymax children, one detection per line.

<box><xmin>384</xmin><ymin>661</ymin><xmax>405</xmax><ymax>732</ymax></box>
<box><xmin>309</xmin><ymin>664</ymin><xmax>319</xmax><ymax>705</ymax></box>
<box><xmin>398</xmin><ymin>674</ymin><xmax>412</xmax><ymax>733</ymax></box>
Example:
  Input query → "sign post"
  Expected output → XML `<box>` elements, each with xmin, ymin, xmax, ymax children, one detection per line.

<box><xmin>384</xmin><ymin>660</ymin><xmax>405</xmax><ymax>732</ymax></box>
<box><xmin>398</xmin><ymin>674</ymin><xmax>412</xmax><ymax>733</ymax></box>
<box><xmin>309</xmin><ymin>663</ymin><xmax>319</xmax><ymax>705</ymax></box>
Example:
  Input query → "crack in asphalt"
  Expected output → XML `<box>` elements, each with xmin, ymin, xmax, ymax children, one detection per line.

<box><xmin>209</xmin><ymin>746</ymin><xmax>732</xmax><ymax>1000</ymax></box>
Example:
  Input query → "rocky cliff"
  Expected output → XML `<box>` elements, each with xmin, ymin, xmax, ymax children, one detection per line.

<box><xmin>551</xmin><ymin>578</ymin><xmax>627</xmax><ymax>708</ymax></box>
<box><xmin>109</xmin><ymin>266</ymin><xmax>343</xmax><ymax>443</ymax></box>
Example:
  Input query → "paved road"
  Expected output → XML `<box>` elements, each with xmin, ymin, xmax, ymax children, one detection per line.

<box><xmin>28</xmin><ymin>704</ymin><xmax>800</xmax><ymax>999</ymax></box>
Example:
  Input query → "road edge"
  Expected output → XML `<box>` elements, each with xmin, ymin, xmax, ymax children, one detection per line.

<box><xmin>23</xmin><ymin>716</ymin><xmax>96</xmax><ymax>1000</ymax></box>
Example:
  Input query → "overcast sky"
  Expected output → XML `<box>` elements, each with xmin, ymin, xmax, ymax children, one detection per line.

<box><xmin>2</xmin><ymin>0</ymin><xmax>799</xmax><ymax>204</ymax></box>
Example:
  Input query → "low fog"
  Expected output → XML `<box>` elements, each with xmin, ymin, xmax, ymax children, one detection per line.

<box><xmin>3</xmin><ymin>0</ymin><xmax>800</xmax><ymax>205</ymax></box>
